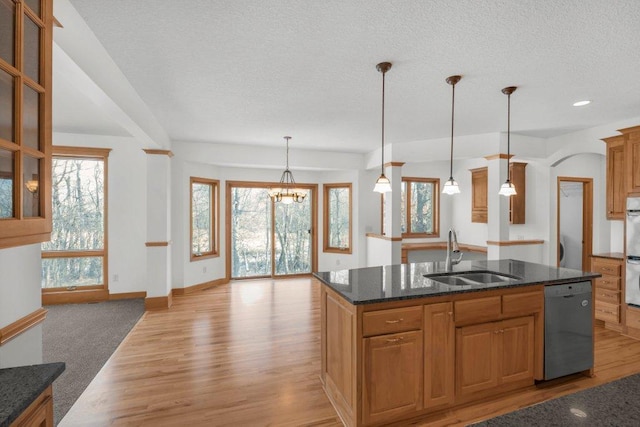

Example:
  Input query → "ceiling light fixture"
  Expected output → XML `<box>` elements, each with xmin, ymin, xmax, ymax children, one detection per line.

<box><xmin>573</xmin><ymin>100</ymin><xmax>591</xmax><ymax>107</ymax></box>
<box><xmin>442</xmin><ymin>75</ymin><xmax>462</xmax><ymax>195</ymax></box>
<box><xmin>25</xmin><ymin>180</ymin><xmax>39</xmax><ymax>194</ymax></box>
<box><xmin>498</xmin><ymin>86</ymin><xmax>518</xmax><ymax>197</ymax></box>
<box><xmin>373</xmin><ymin>62</ymin><xmax>392</xmax><ymax>193</ymax></box>
<box><xmin>268</xmin><ymin>136</ymin><xmax>306</xmax><ymax>204</ymax></box>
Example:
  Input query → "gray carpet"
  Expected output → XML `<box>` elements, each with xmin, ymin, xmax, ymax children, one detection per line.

<box><xmin>43</xmin><ymin>299</ymin><xmax>145</xmax><ymax>425</ymax></box>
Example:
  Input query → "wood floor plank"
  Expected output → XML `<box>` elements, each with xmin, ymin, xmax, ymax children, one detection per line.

<box><xmin>60</xmin><ymin>278</ymin><xmax>640</xmax><ymax>426</ymax></box>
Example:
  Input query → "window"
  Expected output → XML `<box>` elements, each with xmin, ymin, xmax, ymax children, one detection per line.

<box><xmin>191</xmin><ymin>177</ymin><xmax>219</xmax><ymax>260</ymax></box>
<box><xmin>401</xmin><ymin>177</ymin><xmax>439</xmax><ymax>237</ymax></box>
<box><xmin>323</xmin><ymin>183</ymin><xmax>352</xmax><ymax>253</ymax></box>
<box><xmin>41</xmin><ymin>147</ymin><xmax>110</xmax><ymax>291</ymax></box>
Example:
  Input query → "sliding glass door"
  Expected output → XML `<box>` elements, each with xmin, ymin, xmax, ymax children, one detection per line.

<box><xmin>228</xmin><ymin>183</ymin><xmax>316</xmax><ymax>279</ymax></box>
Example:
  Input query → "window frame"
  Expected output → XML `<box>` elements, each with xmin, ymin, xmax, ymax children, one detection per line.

<box><xmin>401</xmin><ymin>177</ymin><xmax>440</xmax><ymax>238</ymax></box>
<box><xmin>41</xmin><ymin>146</ymin><xmax>110</xmax><ymax>295</ymax></box>
<box><xmin>323</xmin><ymin>183</ymin><xmax>352</xmax><ymax>254</ymax></box>
<box><xmin>190</xmin><ymin>176</ymin><xmax>220</xmax><ymax>261</ymax></box>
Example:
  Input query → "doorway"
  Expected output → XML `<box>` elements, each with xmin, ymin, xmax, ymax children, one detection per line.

<box><xmin>226</xmin><ymin>181</ymin><xmax>317</xmax><ymax>279</ymax></box>
<box><xmin>557</xmin><ymin>177</ymin><xmax>593</xmax><ymax>270</ymax></box>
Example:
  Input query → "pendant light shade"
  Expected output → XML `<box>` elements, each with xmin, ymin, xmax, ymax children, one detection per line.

<box><xmin>442</xmin><ymin>75</ymin><xmax>462</xmax><ymax>195</ymax></box>
<box><xmin>373</xmin><ymin>62</ymin><xmax>392</xmax><ymax>193</ymax></box>
<box><xmin>268</xmin><ymin>136</ymin><xmax>306</xmax><ymax>203</ymax></box>
<box><xmin>498</xmin><ymin>86</ymin><xmax>518</xmax><ymax>197</ymax></box>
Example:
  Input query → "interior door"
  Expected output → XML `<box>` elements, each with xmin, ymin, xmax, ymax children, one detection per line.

<box><xmin>273</xmin><ymin>189</ymin><xmax>312</xmax><ymax>276</ymax></box>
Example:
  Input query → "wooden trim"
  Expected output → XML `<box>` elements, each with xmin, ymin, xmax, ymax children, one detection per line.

<box><xmin>401</xmin><ymin>242</ymin><xmax>488</xmax><ymax>253</ymax></box>
<box><xmin>190</xmin><ymin>177</ymin><xmax>220</xmax><ymax>261</ymax></box>
<box><xmin>53</xmin><ymin>16</ymin><xmax>63</xmax><ymax>28</ymax></box>
<box><xmin>145</xmin><ymin>241</ymin><xmax>170</xmax><ymax>247</ymax></box>
<box><xmin>143</xmin><ymin>149</ymin><xmax>174</xmax><ymax>157</ymax></box>
<box><xmin>109</xmin><ymin>292</ymin><xmax>147</xmax><ymax>300</ymax></box>
<box><xmin>53</xmin><ymin>146</ymin><xmax>112</xmax><ymax>158</ymax></box>
<box><xmin>42</xmin><ymin>289</ymin><xmax>109</xmax><ymax>305</ymax></box>
<box><xmin>484</xmin><ymin>154</ymin><xmax>514</xmax><ymax>161</ymax></box>
<box><xmin>557</xmin><ymin>176</ymin><xmax>594</xmax><ymax>272</ymax></box>
<box><xmin>172</xmin><ymin>278</ymin><xmax>230</xmax><ymax>296</ymax></box>
<box><xmin>486</xmin><ymin>240</ymin><xmax>544</xmax><ymax>246</ymax></box>
<box><xmin>323</xmin><ymin>183</ymin><xmax>352</xmax><ymax>254</ymax></box>
<box><xmin>0</xmin><ymin>231</ymin><xmax>50</xmax><ymax>250</ymax></box>
<box><xmin>366</xmin><ymin>233</ymin><xmax>402</xmax><ymax>241</ymax></box>
<box><xmin>0</xmin><ymin>308</ymin><xmax>47</xmax><ymax>346</ymax></box>
<box><xmin>42</xmin><ymin>249</ymin><xmax>104</xmax><ymax>258</ymax></box>
<box><xmin>384</xmin><ymin>161</ymin><xmax>405</xmax><ymax>168</ymax></box>
<box><xmin>145</xmin><ymin>292</ymin><xmax>173</xmax><ymax>310</ymax></box>
<box><xmin>618</xmin><ymin>125</ymin><xmax>640</xmax><ymax>135</ymax></box>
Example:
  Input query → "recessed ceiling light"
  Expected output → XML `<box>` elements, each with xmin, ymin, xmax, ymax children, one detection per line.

<box><xmin>573</xmin><ymin>100</ymin><xmax>591</xmax><ymax>107</ymax></box>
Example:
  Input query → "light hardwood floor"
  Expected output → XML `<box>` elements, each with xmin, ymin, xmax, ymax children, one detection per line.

<box><xmin>61</xmin><ymin>278</ymin><xmax>640</xmax><ymax>426</ymax></box>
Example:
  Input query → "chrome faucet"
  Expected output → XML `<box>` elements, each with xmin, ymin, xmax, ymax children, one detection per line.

<box><xmin>445</xmin><ymin>228</ymin><xmax>463</xmax><ymax>271</ymax></box>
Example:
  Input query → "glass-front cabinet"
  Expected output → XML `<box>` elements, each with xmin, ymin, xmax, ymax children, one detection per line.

<box><xmin>0</xmin><ymin>0</ymin><xmax>53</xmax><ymax>248</ymax></box>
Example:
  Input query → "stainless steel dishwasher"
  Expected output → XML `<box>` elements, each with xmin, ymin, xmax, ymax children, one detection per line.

<box><xmin>544</xmin><ymin>281</ymin><xmax>593</xmax><ymax>380</ymax></box>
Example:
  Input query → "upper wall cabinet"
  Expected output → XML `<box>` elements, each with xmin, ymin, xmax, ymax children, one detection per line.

<box><xmin>470</xmin><ymin>167</ymin><xmax>488</xmax><ymax>223</ymax></box>
<box><xmin>622</xmin><ymin>126</ymin><xmax>640</xmax><ymax>194</ymax></box>
<box><xmin>602</xmin><ymin>135</ymin><xmax>626</xmax><ymax>220</ymax></box>
<box><xmin>509</xmin><ymin>162</ymin><xmax>527</xmax><ymax>224</ymax></box>
<box><xmin>0</xmin><ymin>0</ymin><xmax>53</xmax><ymax>249</ymax></box>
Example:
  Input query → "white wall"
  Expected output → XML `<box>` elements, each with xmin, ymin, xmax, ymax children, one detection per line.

<box><xmin>559</xmin><ymin>182</ymin><xmax>584</xmax><ymax>269</ymax></box>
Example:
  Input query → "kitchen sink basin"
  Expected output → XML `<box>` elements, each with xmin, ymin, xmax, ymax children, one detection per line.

<box><xmin>424</xmin><ymin>271</ymin><xmax>520</xmax><ymax>286</ymax></box>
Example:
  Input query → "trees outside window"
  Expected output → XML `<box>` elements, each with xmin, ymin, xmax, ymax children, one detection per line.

<box><xmin>41</xmin><ymin>147</ymin><xmax>110</xmax><ymax>291</ymax></box>
<box><xmin>323</xmin><ymin>183</ymin><xmax>352</xmax><ymax>253</ymax></box>
<box><xmin>191</xmin><ymin>177</ymin><xmax>219</xmax><ymax>260</ymax></box>
<box><xmin>401</xmin><ymin>177</ymin><xmax>440</xmax><ymax>237</ymax></box>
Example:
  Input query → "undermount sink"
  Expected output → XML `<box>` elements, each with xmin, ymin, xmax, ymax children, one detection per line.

<box><xmin>424</xmin><ymin>271</ymin><xmax>521</xmax><ymax>286</ymax></box>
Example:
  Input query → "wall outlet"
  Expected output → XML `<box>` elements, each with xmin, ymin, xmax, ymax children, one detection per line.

<box><xmin>336</xmin><ymin>259</ymin><xmax>341</xmax><ymax>266</ymax></box>
<box><xmin>517</xmin><ymin>235</ymin><xmax>524</xmax><ymax>240</ymax></box>
<box><xmin>113</xmin><ymin>274</ymin><xmax>119</xmax><ymax>282</ymax></box>
<box><xmin>203</xmin><ymin>266</ymin><xmax>207</xmax><ymax>273</ymax></box>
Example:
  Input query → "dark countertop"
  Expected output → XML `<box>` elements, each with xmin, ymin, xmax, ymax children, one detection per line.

<box><xmin>0</xmin><ymin>362</ymin><xmax>65</xmax><ymax>427</ymax></box>
<box><xmin>591</xmin><ymin>252</ymin><xmax>625</xmax><ymax>260</ymax></box>
<box><xmin>313</xmin><ymin>259</ymin><xmax>600</xmax><ymax>305</ymax></box>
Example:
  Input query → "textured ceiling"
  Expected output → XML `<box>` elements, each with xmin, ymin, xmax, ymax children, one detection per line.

<box><xmin>64</xmin><ymin>0</ymin><xmax>640</xmax><ymax>153</ymax></box>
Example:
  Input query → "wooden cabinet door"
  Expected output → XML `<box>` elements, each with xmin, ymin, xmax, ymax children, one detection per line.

<box><xmin>363</xmin><ymin>330</ymin><xmax>423</xmax><ymax>425</ymax></box>
<box><xmin>455</xmin><ymin>322</ymin><xmax>499</xmax><ymax>397</ymax></box>
<box><xmin>499</xmin><ymin>316</ymin><xmax>535</xmax><ymax>385</ymax></box>
<box><xmin>470</xmin><ymin>167</ymin><xmax>488</xmax><ymax>223</ymax></box>
<box><xmin>626</xmin><ymin>129</ymin><xmax>640</xmax><ymax>193</ymax></box>
<box><xmin>424</xmin><ymin>302</ymin><xmax>454</xmax><ymax>409</ymax></box>
<box><xmin>603</xmin><ymin>135</ymin><xmax>626</xmax><ymax>220</ymax></box>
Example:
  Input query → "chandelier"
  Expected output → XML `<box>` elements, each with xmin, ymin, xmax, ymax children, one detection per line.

<box><xmin>268</xmin><ymin>136</ymin><xmax>306</xmax><ymax>204</ymax></box>
<box><xmin>373</xmin><ymin>61</ymin><xmax>392</xmax><ymax>193</ymax></box>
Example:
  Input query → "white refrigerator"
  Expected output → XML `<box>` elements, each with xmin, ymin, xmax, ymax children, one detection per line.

<box><xmin>626</xmin><ymin>196</ymin><xmax>640</xmax><ymax>306</ymax></box>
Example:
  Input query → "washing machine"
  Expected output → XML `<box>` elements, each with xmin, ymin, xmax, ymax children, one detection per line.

<box><xmin>559</xmin><ymin>234</ymin><xmax>566</xmax><ymax>267</ymax></box>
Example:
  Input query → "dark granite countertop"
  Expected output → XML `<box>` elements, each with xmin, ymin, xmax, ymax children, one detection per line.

<box><xmin>0</xmin><ymin>362</ymin><xmax>65</xmax><ymax>427</ymax></box>
<box><xmin>313</xmin><ymin>259</ymin><xmax>600</xmax><ymax>305</ymax></box>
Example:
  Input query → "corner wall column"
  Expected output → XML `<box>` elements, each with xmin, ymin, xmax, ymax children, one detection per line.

<box><xmin>144</xmin><ymin>149</ymin><xmax>173</xmax><ymax>309</ymax></box>
<box><xmin>486</xmin><ymin>153</ymin><xmax>510</xmax><ymax>259</ymax></box>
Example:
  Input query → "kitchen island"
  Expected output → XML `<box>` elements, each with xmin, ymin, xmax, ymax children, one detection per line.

<box><xmin>313</xmin><ymin>259</ymin><xmax>600</xmax><ymax>427</ymax></box>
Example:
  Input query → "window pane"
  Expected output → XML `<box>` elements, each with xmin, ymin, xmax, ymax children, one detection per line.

<box><xmin>400</xmin><ymin>181</ymin><xmax>407</xmax><ymax>233</ymax></box>
<box><xmin>24</xmin><ymin>0</ymin><xmax>41</xmax><ymax>17</ymax></box>
<box><xmin>24</xmin><ymin>17</ymin><xmax>41</xmax><ymax>83</ymax></box>
<box><xmin>0</xmin><ymin>69</ymin><xmax>13</xmax><ymax>142</ymax></box>
<box><xmin>191</xmin><ymin>182</ymin><xmax>212</xmax><ymax>254</ymax></box>
<box><xmin>0</xmin><ymin>0</ymin><xmax>15</xmax><ymax>66</ymax></box>
<box><xmin>328</xmin><ymin>187</ymin><xmax>350</xmax><ymax>248</ymax></box>
<box><xmin>0</xmin><ymin>148</ymin><xmax>13</xmax><ymax>218</ymax></box>
<box><xmin>230</xmin><ymin>187</ymin><xmax>272</xmax><ymax>277</ymax></box>
<box><xmin>410</xmin><ymin>181</ymin><xmax>434</xmax><ymax>233</ymax></box>
<box><xmin>274</xmin><ymin>189</ymin><xmax>311</xmax><ymax>275</ymax></box>
<box><xmin>42</xmin><ymin>257</ymin><xmax>103</xmax><ymax>289</ymax></box>
<box><xmin>22</xmin><ymin>84</ymin><xmax>39</xmax><ymax>149</ymax></box>
<box><xmin>22</xmin><ymin>154</ymin><xmax>39</xmax><ymax>217</ymax></box>
<box><xmin>42</xmin><ymin>157</ymin><xmax>105</xmax><ymax>250</ymax></box>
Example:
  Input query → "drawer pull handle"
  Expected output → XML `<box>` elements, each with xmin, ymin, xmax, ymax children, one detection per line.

<box><xmin>385</xmin><ymin>318</ymin><xmax>403</xmax><ymax>324</ymax></box>
<box><xmin>386</xmin><ymin>337</ymin><xmax>404</xmax><ymax>343</ymax></box>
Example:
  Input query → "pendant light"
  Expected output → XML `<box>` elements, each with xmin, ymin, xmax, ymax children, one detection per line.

<box><xmin>498</xmin><ymin>86</ymin><xmax>517</xmax><ymax>197</ymax></box>
<box><xmin>442</xmin><ymin>75</ymin><xmax>462</xmax><ymax>195</ymax></box>
<box><xmin>267</xmin><ymin>136</ymin><xmax>306</xmax><ymax>204</ymax></box>
<box><xmin>373</xmin><ymin>62</ymin><xmax>392</xmax><ymax>193</ymax></box>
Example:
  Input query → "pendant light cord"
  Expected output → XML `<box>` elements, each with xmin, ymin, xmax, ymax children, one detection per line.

<box><xmin>285</xmin><ymin>136</ymin><xmax>290</xmax><ymax>171</ymax></box>
<box><xmin>381</xmin><ymin>70</ymin><xmax>386</xmax><ymax>175</ymax></box>
<box><xmin>449</xmin><ymin>82</ymin><xmax>455</xmax><ymax>179</ymax></box>
<box><xmin>506</xmin><ymin>93</ymin><xmax>511</xmax><ymax>182</ymax></box>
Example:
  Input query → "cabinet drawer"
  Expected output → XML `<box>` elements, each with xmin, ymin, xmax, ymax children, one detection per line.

<box><xmin>455</xmin><ymin>296</ymin><xmax>501</xmax><ymax>324</ymax></box>
<box><xmin>363</xmin><ymin>306</ymin><xmax>422</xmax><ymax>337</ymax></box>
<box><xmin>595</xmin><ymin>301</ymin><xmax>620</xmax><ymax>323</ymax></box>
<box><xmin>595</xmin><ymin>276</ymin><xmax>621</xmax><ymax>291</ymax></box>
<box><xmin>591</xmin><ymin>259</ymin><xmax>621</xmax><ymax>277</ymax></box>
<box><xmin>594</xmin><ymin>288</ymin><xmax>620</xmax><ymax>305</ymax></box>
<box><xmin>626</xmin><ymin>307</ymin><xmax>640</xmax><ymax>329</ymax></box>
<box><xmin>502</xmin><ymin>291</ymin><xmax>543</xmax><ymax>316</ymax></box>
